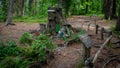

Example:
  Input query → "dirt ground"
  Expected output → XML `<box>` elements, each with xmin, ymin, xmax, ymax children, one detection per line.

<box><xmin>0</xmin><ymin>23</ymin><xmax>39</xmax><ymax>44</ymax></box>
<box><xmin>0</xmin><ymin>16</ymin><xmax>120</xmax><ymax>68</ymax></box>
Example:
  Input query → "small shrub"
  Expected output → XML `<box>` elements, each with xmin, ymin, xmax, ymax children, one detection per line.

<box><xmin>20</xmin><ymin>34</ymin><xmax>57</xmax><ymax>62</ymax></box>
<box><xmin>0</xmin><ymin>56</ymin><xmax>31</xmax><ymax>68</ymax></box>
<box><xmin>63</xmin><ymin>29</ymin><xmax>86</xmax><ymax>42</ymax></box>
<box><xmin>0</xmin><ymin>41</ymin><xmax>20</xmax><ymax>58</ymax></box>
<box><xmin>110</xmin><ymin>24</ymin><xmax>120</xmax><ymax>37</ymax></box>
<box><xmin>78</xmin><ymin>59</ymin><xmax>84</xmax><ymax>68</ymax></box>
<box><xmin>0</xmin><ymin>34</ymin><xmax>57</xmax><ymax>67</ymax></box>
<box><xmin>19</xmin><ymin>32</ymin><xmax>33</xmax><ymax>44</ymax></box>
<box><xmin>31</xmin><ymin>34</ymin><xmax>57</xmax><ymax>62</ymax></box>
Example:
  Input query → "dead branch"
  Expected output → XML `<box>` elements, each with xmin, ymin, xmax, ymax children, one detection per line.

<box><xmin>92</xmin><ymin>35</ymin><xmax>112</xmax><ymax>64</ymax></box>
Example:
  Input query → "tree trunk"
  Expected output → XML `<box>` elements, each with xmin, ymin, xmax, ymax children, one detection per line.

<box><xmin>2</xmin><ymin>0</ymin><xmax>7</xmax><ymax>21</ymax></box>
<box><xmin>64</xmin><ymin>0</ymin><xmax>71</xmax><ymax>16</ymax></box>
<box><xmin>115</xmin><ymin>5</ymin><xmax>120</xmax><ymax>31</ymax></box>
<box><xmin>112</xmin><ymin>0</ymin><xmax>116</xmax><ymax>18</ymax></box>
<box><xmin>58</xmin><ymin>0</ymin><xmax>62</xmax><ymax>8</ymax></box>
<box><xmin>33</xmin><ymin>0</ymin><xmax>37</xmax><ymax>15</ymax></box>
<box><xmin>58</xmin><ymin>0</ymin><xmax>63</xmax><ymax>17</ymax></box>
<box><xmin>5</xmin><ymin>0</ymin><xmax>15</xmax><ymax>26</ymax></box>
<box><xmin>104</xmin><ymin>0</ymin><xmax>113</xmax><ymax>20</ymax></box>
<box><xmin>28</xmin><ymin>0</ymin><xmax>33</xmax><ymax>15</ymax></box>
<box><xmin>20</xmin><ymin>0</ymin><xmax>25</xmax><ymax>17</ymax></box>
<box><xmin>85</xmin><ymin>0</ymin><xmax>88</xmax><ymax>14</ymax></box>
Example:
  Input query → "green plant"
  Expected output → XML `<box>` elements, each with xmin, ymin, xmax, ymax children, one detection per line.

<box><xmin>19</xmin><ymin>32</ymin><xmax>33</xmax><ymax>44</ymax></box>
<box><xmin>108</xmin><ymin>42</ymin><xmax>114</xmax><ymax>48</ymax></box>
<box><xmin>0</xmin><ymin>56</ymin><xmax>31</xmax><ymax>68</ymax></box>
<box><xmin>19</xmin><ymin>34</ymin><xmax>57</xmax><ymax>62</ymax></box>
<box><xmin>0</xmin><ymin>34</ymin><xmax>57</xmax><ymax>67</ymax></box>
<box><xmin>110</xmin><ymin>24</ymin><xmax>120</xmax><ymax>37</ymax></box>
<box><xmin>78</xmin><ymin>59</ymin><xmax>84</xmax><ymax>68</ymax></box>
<box><xmin>63</xmin><ymin>29</ymin><xmax>86</xmax><ymax>42</ymax></box>
<box><xmin>31</xmin><ymin>34</ymin><xmax>57</xmax><ymax>62</ymax></box>
<box><xmin>0</xmin><ymin>41</ymin><xmax>20</xmax><ymax>58</ymax></box>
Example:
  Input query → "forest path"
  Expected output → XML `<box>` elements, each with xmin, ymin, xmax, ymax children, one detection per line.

<box><xmin>45</xmin><ymin>43</ymin><xmax>83</xmax><ymax>68</ymax></box>
<box><xmin>0</xmin><ymin>23</ymin><xmax>39</xmax><ymax>44</ymax></box>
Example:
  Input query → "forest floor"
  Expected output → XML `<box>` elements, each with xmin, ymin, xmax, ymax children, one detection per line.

<box><xmin>0</xmin><ymin>16</ymin><xmax>120</xmax><ymax>68</ymax></box>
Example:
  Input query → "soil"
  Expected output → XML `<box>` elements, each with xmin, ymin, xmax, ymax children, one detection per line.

<box><xmin>0</xmin><ymin>16</ymin><xmax>120</xmax><ymax>68</ymax></box>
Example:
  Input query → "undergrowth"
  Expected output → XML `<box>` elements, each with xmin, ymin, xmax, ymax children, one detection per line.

<box><xmin>64</xmin><ymin>29</ymin><xmax>86</xmax><ymax>42</ymax></box>
<box><xmin>0</xmin><ymin>34</ymin><xmax>57</xmax><ymax>68</ymax></box>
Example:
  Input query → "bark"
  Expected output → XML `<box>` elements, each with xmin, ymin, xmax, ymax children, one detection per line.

<box><xmin>64</xmin><ymin>0</ymin><xmax>71</xmax><ymax>16</ymax></box>
<box><xmin>115</xmin><ymin>5</ymin><xmax>120</xmax><ymax>31</ymax></box>
<box><xmin>104</xmin><ymin>0</ymin><xmax>113</xmax><ymax>20</ymax></box>
<box><xmin>5</xmin><ymin>0</ymin><xmax>15</xmax><ymax>26</ymax></box>
<box><xmin>58</xmin><ymin>0</ymin><xmax>63</xmax><ymax>17</ymax></box>
<box><xmin>2</xmin><ymin>0</ymin><xmax>7</xmax><ymax>21</ymax></box>
<box><xmin>112</xmin><ymin>0</ymin><xmax>116</xmax><ymax>18</ymax></box>
<box><xmin>58</xmin><ymin>0</ymin><xmax>62</xmax><ymax>8</ymax></box>
<box><xmin>85</xmin><ymin>0</ymin><xmax>88</xmax><ymax>14</ymax></box>
<box><xmin>20</xmin><ymin>0</ymin><xmax>25</xmax><ymax>17</ymax></box>
<box><xmin>33</xmin><ymin>0</ymin><xmax>37</xmax><ymax>15</ymax></box>
<box><xmin>28</xmin><ymin>0</ymin><xmax>33</xmax><ymax>14</ymax></box>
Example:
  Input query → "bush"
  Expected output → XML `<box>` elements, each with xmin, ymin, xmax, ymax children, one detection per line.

<box><xmin>0</xmin><ymin>34</ymin><xmax>57</xmax><ymax>67</ymax></box>
<box><xmin>19</xmin><ymin>32</ymin><xmax>33</xmax><ymax>44</ymax></box>
<box><xmin>19</xmin><ymin>34</ymin><xmax>57</xmax><ymax>62</ymax></box>
<box><xmin>31</xmin><ymin>34</ymin><xmax>57</xmax><ymax>62</ymax></box>
<box><xmin>0</xmin><ymin>56</ymin><xmax>31</xmax><ymax>68</ymax></box>
<box><xmin>0</xmin><ymin>41</ymin><xmax>20</xmax><ymax>58</ymax></box>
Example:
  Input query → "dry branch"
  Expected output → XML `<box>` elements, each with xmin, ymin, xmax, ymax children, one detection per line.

<box><xmin>92</xmin><ymin>35</ymin><xmax>112</xmax><ymax>63</ymax></box>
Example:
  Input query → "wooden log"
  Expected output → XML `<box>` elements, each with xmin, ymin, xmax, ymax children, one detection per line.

<box><xmin>92</xmin><ymin>35</ymin><xmax>112</xmax><ymax>64</ymax></box>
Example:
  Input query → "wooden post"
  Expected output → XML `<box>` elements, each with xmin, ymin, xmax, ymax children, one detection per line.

<box><xmin>95</xmin><ymin>24</ymin><xmax>99</xmax><ymax>34</ymax></box>
<box><xmin>101</xmin><ymin>28</ymin><xmax>104</xmax><ymax>40</ymax></box>
<box><xmin>79</xmin><ymin>34</ymin><xmax>94</xmax><ymax>65</ymax></box>
<box><xmin>84</xmin><ymin>36</ymin><xmax>112</xmax><ymax>68</ymax></box>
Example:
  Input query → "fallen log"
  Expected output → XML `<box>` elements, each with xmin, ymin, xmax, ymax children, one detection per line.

<box><xmin>92</xmin><ymin>35</ymin><xmax>112</xmax><ymax>64</ymax></box>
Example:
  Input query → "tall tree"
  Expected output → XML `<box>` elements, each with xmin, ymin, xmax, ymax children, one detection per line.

<box><xmin>58</xmin><ymin>0</ymin><xmax>63</xmax><ymax>17</ymax></box>
<box><xmin>20</xmin><ymin>0</ymin><xmax>25</xmax><ymax>17</ymax></box>
<box><xmin>63</xmin><ymin>0</ymin><xmax>72</xmax><ymax>16</ymax></box>
<box><xmin>1</xmin><ymin>0</ymin><xmax>8</xmax><ymax>21</ymax></box>
<box><xmin>33</xmin><ymin>0</ymin><xmax>37</xmax><ymax>15</ymax></box>
<box><xmin>104</xmin><ymin>0</ymin><xmax>113</xmax><ymax>20</ymax></box>
<box><xmin>112</xmin><ymin>0</ymin><xmax>117</xmax><ymax>18</ymax></box>
<box><xmin>28</xmin><ymin>0</ymin><xmax>34</xmax><ymax>15</ymax></box>
<box><xmin>115</xmin><ymin>5</ymin><xmax>120</xmax><ymax>31</ymax></box>
<box><xmin>85</xmin><ymin>0</ymin><xmax>88</xmax><ymax>14</ymax></box>
<box><xmin>5</xmin><ymin>0</ymin><xmax>15</xmax><ymax>26</ymax></box>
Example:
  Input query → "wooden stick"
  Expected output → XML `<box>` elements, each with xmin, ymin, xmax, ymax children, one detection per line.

<box><xmin>95</xmin><ymin>24</ymin><xmax>99</xmax><ymax>34</ymax></box>
<box><xmin>92</xmin><ymin>35</ymin><xmax>112</xmax><ymax>63</ymax></box>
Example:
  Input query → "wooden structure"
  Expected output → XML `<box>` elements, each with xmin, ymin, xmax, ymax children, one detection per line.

<box><xmin>47</xmin><ymin>6</ymin><xmax>71</xmax><ymax>35</ymax></box>
<box><xmin>79</xmin><ymin>34</ymin><xmax>94</xmax><ymax>63</ymax></box>
<box><xmin>84</xmin><ymin>35</ymin><xmax>112</xmax><ymax>68</ymax></box>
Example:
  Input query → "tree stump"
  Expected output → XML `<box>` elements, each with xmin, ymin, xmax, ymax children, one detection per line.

<box><xmin>39</xmin><ymin>24</ymin><xmax>46</xmax><ymax>34</ymax></box>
